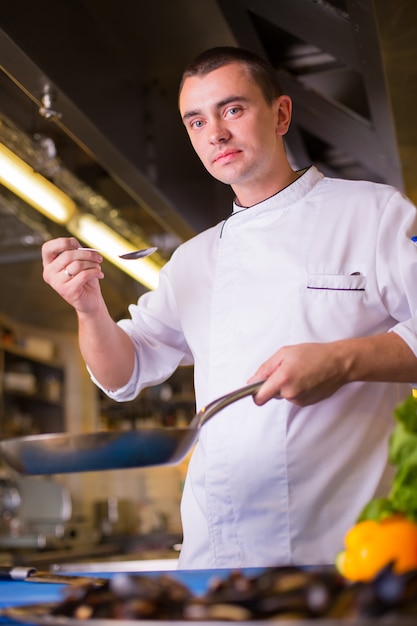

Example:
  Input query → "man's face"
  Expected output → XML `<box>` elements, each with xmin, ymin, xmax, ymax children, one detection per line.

<box><xmin>179</xmin><ymin>62</ymin><xmax>290</xmax><ymax>200</ymax></box>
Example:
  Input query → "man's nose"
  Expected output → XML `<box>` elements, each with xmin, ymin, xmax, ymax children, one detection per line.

<box><xmin>209</xmin><ymin>120</ymin><xmax>230</xmax><ymax>143</ymax></box>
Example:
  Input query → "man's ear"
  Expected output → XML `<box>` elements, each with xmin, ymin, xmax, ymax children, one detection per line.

<box><xmin>275</xmin><ymin>95</ymin><xmax>292</xmax><ymax>137</ymax></box>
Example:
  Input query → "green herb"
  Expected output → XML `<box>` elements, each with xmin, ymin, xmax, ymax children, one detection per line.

<box><xmin>358</xmin><ymin>394</ymin><xmax>417</xmax><ymax>522</ymax></box>
<box><xmin>393</xmin><ymin>395</ymin><xmax>417</xmax><ymax>433</ymax></box>
<box><xmin>357</xmin><ymin>497</ymin><xmax>396</xmax><ymax>523</ymax></box>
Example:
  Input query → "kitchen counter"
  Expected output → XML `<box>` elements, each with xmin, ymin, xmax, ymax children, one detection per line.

<box><xmin>1</xmin><ymin>564</ymin><xmax>417</xmax><ymax>625</ymax></box>
<box><xmin>1</xmin><ymin>531</ymin><xmax>182</xmax><ymax>568</ymax></box>
<box><xmin>1</xmin><ymin>542</ymin><xmax>122</xmax><ymax>568</ymax></box>
<box><xmin>52</xmin><ymin>554</ymin><xmax>179</xmax><ymax>573</ymax></box>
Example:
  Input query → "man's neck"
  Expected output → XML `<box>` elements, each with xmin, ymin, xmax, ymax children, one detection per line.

<box><xmin>234</xmin><ymin>168</ymin><xmax>303</xmax><ymax>208</ymax></box>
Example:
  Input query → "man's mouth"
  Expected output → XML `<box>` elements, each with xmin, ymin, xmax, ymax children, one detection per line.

<box><xmin>213</xmin><ymin>149</ymin><xmax>241</xmax><ymax>164</ymax></box>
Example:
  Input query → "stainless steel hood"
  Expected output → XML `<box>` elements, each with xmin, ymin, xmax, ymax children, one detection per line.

<box><xmin>0</xmin><ymin>0</ymin><xmax>416</xmax><ymax>332</ymax></box>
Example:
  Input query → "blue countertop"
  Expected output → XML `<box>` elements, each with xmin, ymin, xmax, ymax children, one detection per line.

<box><xmin>0</xmin><ymin>566</ymin><xmax>264</xmax><ymax>624</ymax></box>
<box><xmin>0</xmin><ymin>578</ymin><xmax>69</xmax><ymax>607</ymax></box>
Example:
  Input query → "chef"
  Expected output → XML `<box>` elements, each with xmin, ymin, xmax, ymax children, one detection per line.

<box><xmin>42</xmin><ymin>46</ymin><xmax>417</xmax><ymax>569</ymax></box>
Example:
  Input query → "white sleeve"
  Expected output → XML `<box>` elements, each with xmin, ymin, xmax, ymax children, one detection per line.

<box><xmin>88</xmin><ymin>259</ymin><xmax>193</xmax><ymax>401</ymax></box>
<box><xmin>87</xmin><ymin>350</ymin><xmax>141</xmax><ymax>402</ymax></box>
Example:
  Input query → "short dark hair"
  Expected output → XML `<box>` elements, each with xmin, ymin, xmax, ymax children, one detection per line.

<box><xmin>179</xmin><ymin>46</ymin><xmax>284</xmax><ymax>105</ymax></box>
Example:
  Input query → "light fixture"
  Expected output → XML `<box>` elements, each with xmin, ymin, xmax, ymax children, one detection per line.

<box><xmin>0</xmin><ymin>143</ymin><xmax>76</xmax><ymax>223</ymax></box>
<box><xmin>68</xmin><ymin>213</ymin><xmax>160</xmax><ymax>290</ymax></box>
<box><xmin>0</xmin><ymin>141</ymin><xmax>161</xmax><ymax>290</ymax></box>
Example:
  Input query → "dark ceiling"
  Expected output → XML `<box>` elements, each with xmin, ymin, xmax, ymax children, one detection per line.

<box><xmin>0</xmin><ymin>0</ymin><xmax>416</xmax><ymax>333</ymax></box>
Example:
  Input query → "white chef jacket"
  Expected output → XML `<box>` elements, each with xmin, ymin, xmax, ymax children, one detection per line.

<box><xmin>93</xmin><ymin>166</ymin><xmax>417</xmax><ymax>569</ymax></box>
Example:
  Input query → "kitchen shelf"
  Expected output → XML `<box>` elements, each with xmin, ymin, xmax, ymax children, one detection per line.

<box><xmin>0</xmin><ymin>340</ymin><xmax>65</xmax><ymax>438</ymax></box>
<box><xmin>98</xmin><ymin>367</ymin><xmax>196</xmax><ymax>430</ymax></box>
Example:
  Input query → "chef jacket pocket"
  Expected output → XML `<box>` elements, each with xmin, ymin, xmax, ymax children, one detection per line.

<box><xmin>299</xmin><ymin>270</ymin><xmax>369</xmax><ymax>341</ymax></box>
<box><xmin>307</xmin><ymin>273</ymin><xmax>366</xmax><ymax>291</ymax></box>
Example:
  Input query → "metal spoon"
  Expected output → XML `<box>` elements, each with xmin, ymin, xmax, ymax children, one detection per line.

<box><xmin>79</xmin><ymin>246</ymin><xmax>157</xmax><ymax>259</ymax></box>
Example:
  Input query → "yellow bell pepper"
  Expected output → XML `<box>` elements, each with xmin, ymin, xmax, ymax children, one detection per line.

<box><xmin>337</xmin><ymin>515</ymin><xmax>417</xmax><ymax>581</ymax></box>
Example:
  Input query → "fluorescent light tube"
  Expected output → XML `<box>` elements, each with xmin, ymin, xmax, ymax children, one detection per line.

<box><xmin>0</xmin><ymin>143</ymin><xmax>76</xmax><ymax>223</ymax></box>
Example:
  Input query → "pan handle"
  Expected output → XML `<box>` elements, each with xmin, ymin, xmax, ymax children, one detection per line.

<box><xmin>194</xmin><ymin>380</ymin><xmax>265</xmax><ymax>429</ymax></box>
<box><xmin>0</xmin><ymin>566</ymin><xmax>36</xmax><ymax>580</ymax></box>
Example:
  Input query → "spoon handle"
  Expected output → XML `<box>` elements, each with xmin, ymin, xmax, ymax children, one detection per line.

<box><xmin>78</xmin><ymin>247</ymin><xmax>157</xmax><ymax>259</ymax></box>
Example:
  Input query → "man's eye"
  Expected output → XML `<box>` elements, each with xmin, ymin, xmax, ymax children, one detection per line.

<box><xmin>227</xmin><ymin>107</ymin><xmax>241</xmax><ymax>117</ymax></box>
<box><xmin>191</xmin><ymin>120</ymin><xmax>204</xmax><ymax>129</ymax></box>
